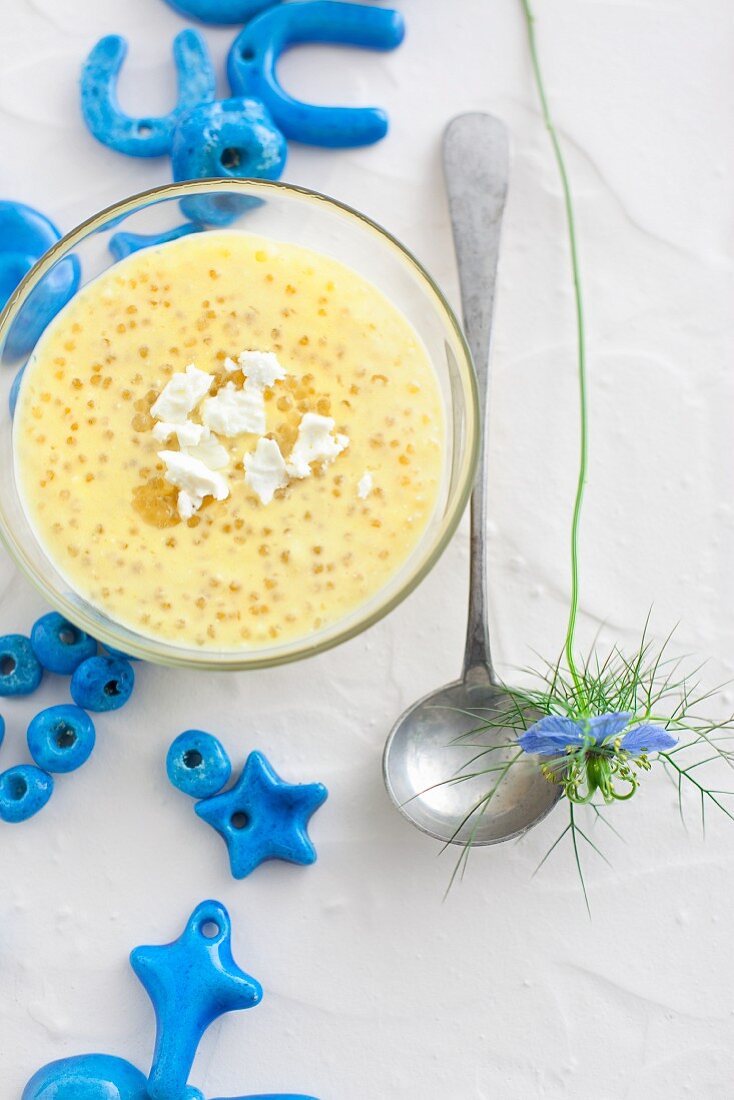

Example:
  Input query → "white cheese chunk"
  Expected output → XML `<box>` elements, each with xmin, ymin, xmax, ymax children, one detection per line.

<box><xmin>150</xmin><ymin>363</ymin><xmax>214</xmax><ymax>424</ymax></box>
<box><xmin>357</xmin><ymin>472</ymin><xmax>374</xmax><ymax>499</ymax></box>
<box><xmin>158</xmin><ymin>449</ymin><xmax>229</xmax><ymax>519</ymax></box>
<box><xmin>222</xmin><ymin>356</ymin><xmax>240</xmax><ymax>373</ymax></box>
<box><xmin>201</xmin><ymin>382</ymin><xmax>265</xmax><ymax>437</ymax></box>
<box><xmin>287</xmin><ymin>413</ymin><xmax>349</xmax><ymax>479</ymax></box>
<box><xmin>152</xmin><ymin>420</ymin><xmax>209</xmax><ymax>447</ymax></box>
<box><xmin>244</xmin><ymin>437</ymin><xmax>289</xmax><ymax>505</ymax></box>
<box><xmin>239</xmin><ymin>350</ymin><xmax>287</xmax><ymax>393</ymax></box>
<box><xmin>185</xmin><ymin>435</ymin><xmax>230</xmax><ymax>471</ymax></box>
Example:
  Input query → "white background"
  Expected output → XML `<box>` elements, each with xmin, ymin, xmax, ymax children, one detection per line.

<box><xmin>1</xmin><ymin>0</ymin><xmax>734</xmax><ymax>1096</ymax></box>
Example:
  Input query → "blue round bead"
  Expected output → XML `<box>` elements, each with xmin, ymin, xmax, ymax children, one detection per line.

<box><xmin>0</xmin><ymin>765</ymin><xmax>53</xmax><ymax>823</ymax></box>
<box><xmin>172</xmin><ymin>97</ymin><xmax>287</xmax><ymax>227</ymax></box>
<box><xmin>0</xmin><ymin>634</ymin><xmax>43</xmax><ymax>697</ymax></box>
<box><xmin>70</xmin><ymin>656</ymin><xmax>134</xmax><ymax>712</ymax></box>
<box><xmin>167</xmin><ymin>730</ymin><xmax>232</xmax><ymax>798</ymax></box>
<box><xmin>27</xmin><ymin>704</ymin><xmax>96</xmax><ymax>774</ymax></box>
<box><xmin>0</xmin><ymin>714</ymin><xmax>4</xmax><ymax>749</ymax></box>
<box><xmin>161</xmin><ymin>0</ymin><xmax>281</xmax><ymax>24</ymax></box>
<box><xmin>30</xmin><ymin>612</ymin><xmax>98</xmax><ymax>675</ymax></box>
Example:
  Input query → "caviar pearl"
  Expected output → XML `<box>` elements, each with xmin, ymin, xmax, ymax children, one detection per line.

<box><xmin>31</xmin><ymin>611</ymin><xmax>98</xmax><ymax>675</ymax></box>
<box><xmin>167</xmin><ymin>730</ymin><xmax>232</xmax><ymax>798</ymax></box>
<box><xmin>27</xmin><ymin>704</ymin><xmax>96</xmax><ymax>774</ymax></box>
<box><xmin>0</xmin><ymin>765</ymin><xmax>53</xmax><ymax>823</ymax></box>
<box><xmin>70</xmin><ymin>655</ymin><xmax>134</xmax><ymax>712</ymax></box>
<box><xmin>0</xmin><ymin>634</ymin><xmax>43</xmax><ymax>696</ymax></box>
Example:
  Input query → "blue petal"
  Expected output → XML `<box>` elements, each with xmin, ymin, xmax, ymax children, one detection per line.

<box><xmin>620</xmin><ymin>723</ymin><xmax>677</xmax><ymax>754</ymax></box>
<box><xmin>587</xmin><ymin>711</ymin><xmax>632</xmax><ymax>743</ymax></box>
<box><xmin>518</xmin><ymin>714</ymin><xmax>586</xmax><ymax>756</ymax></box>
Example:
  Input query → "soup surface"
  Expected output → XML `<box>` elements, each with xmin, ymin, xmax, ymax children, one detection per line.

<box><xmin>14</xmin><ymin>231</ymin><xmax>444</xmax><ymax>650</ymax></box>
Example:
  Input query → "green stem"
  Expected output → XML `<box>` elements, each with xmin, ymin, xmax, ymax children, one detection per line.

<box><xmin>520</xmin><ymin>0</ymin><xmax>588</xmax><ymax>707</ymax></box>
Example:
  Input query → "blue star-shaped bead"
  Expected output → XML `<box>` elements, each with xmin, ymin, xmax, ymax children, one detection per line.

<box><xmin>195</xmin><ymin>751</ymin><xmax>328</xmax><ymax>879</ymax></box>
<box><xmin>130</xmin><ymin>900</ymin><xmax>262</xmax><ymax>1100</ymax></box>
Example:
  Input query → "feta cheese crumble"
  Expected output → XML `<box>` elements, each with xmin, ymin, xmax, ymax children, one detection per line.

<box><xmin>239</xmin><ymin>350</ymin><xmax>287</xmax><ymax>393</ymax></box>
<box><xmin>287</xmin><ymin>413</ymin><xmax>350</xmax><ymax>479</ymax></box>
<box><xmin>152</xmin><ymin>420</ymin><xmax>209</xmax><ymax>447</ymax></box>
<box><xmin>201</xmin><ymin>382</ymin><xmax>266</xmax><ymax>437</ymax></box>
<box><xmin>357</xmin><ymin>472</ymin><xmax>374</xmax><ymax>499</ymax></box>
<box><xmin>150</xmin><ymin>363</ymin><xmax>213</xmax><ymax>424</ymax></box>
<box><xmin>244</xmin><ymin>437</ymin><xmax>289</xmax><ymax>505</ymax></box>
<box><xmin>185</xmin><ymin>434</ymin><xmax>230</xmax><ymax>471</ymax></box>
<box><xmin>157</xmin><ymin>449</ymin><xmax>229</xmax><ymax>519</ymax></box>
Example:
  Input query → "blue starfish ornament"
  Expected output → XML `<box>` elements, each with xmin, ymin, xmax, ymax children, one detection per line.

<box><xmin>195</xmin><ymin>751</ymin><xmax>328</xmax><ymax>879</ymax></box>
<box><xmin>23</xmin><ymin>901</ymin><xmax>317</xmax><ymax>1099</ymax></box>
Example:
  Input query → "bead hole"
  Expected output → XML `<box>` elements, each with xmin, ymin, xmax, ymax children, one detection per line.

<box><xmin>201</xmin><ymin>920</ymin><xmax>220</xmax><ymax>939</ymax></box>
<box><xmin>220</xmin><ymin>147</ymin><xmax>242</xmax><ymax>171</ymax></box>
<box><xmin>137</xmin><ymin>122</ymin><xmax>153</xmax><ymax>136</ymax></box>
<box><xmin>9</xmin><ymin>776</ymin><xmax>27</xmax><ymax>800</ymax></box>
<box><xmin>241</xmin><ymin>46</ymin><xmax>256</xmax><ymax>61</ymax></box>
<box><xmin>231</xmin><ymin>811</ymin><xmax>250</xmax><ymax>830</ymax></box>
<box><xmin>104</xmin><ymin>679</ymin><xmax>121</xmax><ymax>697</ymax></box>
<box><xmin>183</xmin><ymin>749</ymin><xmax>203</xmax><ymax>769</ymax></box>
<box><xmin>0</xmin><ymin>655</ymin><xmax>16</xmax><ymax>676</ymax></box>
<box><xmin>55</xmin><ymin>723</ymin><xmax>77</xmax><ymax>750</ymax></box>
<box><xmin>59</xmin><ymin>626</ymin><xmax>79</xmax><ymax>646</ymax></box>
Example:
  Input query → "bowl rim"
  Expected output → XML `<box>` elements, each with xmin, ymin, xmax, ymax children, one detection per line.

<box><xmin>0</xmin><ymin>177</ymin><xmax>479</xmax><ymax>671</ymax></box>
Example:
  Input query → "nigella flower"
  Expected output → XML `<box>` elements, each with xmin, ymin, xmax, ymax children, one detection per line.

<box><xmin>518</xmin><ymin>711</ymin><xmax>677</xmax><ymax>804</ymax></box>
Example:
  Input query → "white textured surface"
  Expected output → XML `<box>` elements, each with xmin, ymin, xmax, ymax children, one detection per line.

<box><xmin>1</xmin><ymin>1</ymin><xmax>734</xmax><ymax>1096</ymax></box>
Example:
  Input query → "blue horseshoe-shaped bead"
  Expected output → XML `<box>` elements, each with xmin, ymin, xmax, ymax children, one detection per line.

<box><xmin>227</xmin><ymin>1</ymin><xmax>405</xmax><ymax>148</ymax></box>
<box><xmin>81</xmin><ymin>30</ymin><xmax>216</xmax><ymax>158</ymax></box>
<box><xmin>162</xmin><ymin>0</ymin><xmax>283</xmax><ymax>24</ymax></box>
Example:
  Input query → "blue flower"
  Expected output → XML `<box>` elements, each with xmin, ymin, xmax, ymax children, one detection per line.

<box><xmin>519</xmin><ymin>710</ymin><xmax>677</xmax><ymax>757</ymax></box>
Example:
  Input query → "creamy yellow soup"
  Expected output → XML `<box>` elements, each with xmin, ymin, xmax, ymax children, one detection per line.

<box><xmin>14</xmin><ymin>231</ymin><xmax>444</xmax><ymax>650</ymax></box>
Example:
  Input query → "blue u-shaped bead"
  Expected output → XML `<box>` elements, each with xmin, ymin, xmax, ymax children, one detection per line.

<box><xmin>227</xmin><ymin>1</ymin><xmax>405</xmax><ymax>148</ymax></box>
<box><xmin>162</xmin><ymin>0</ymin><xmax>283</xmax><ymax>23</ymax></box>
<box><xmin>81</xmin><ymin>30</ymin><xmax>216</xmax><ymax>157</ymax></box>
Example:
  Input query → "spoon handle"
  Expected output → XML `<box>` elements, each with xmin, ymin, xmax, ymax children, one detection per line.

<box><xmin>443</xmin><ymin>112</ymin><xmax>509</xmax><ymax>683</ymax></box>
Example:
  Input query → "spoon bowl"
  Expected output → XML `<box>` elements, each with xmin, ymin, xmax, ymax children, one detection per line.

<box><xmin>383</xmin><ymin>675</ymin><xmax>560</xmax><ymax>845</ymax></box>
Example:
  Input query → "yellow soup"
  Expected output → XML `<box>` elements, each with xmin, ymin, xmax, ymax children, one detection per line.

<box><xmin>14</xmin><ymin>231</ymin><xmax>444</xmax><ymax>650</ymax></box>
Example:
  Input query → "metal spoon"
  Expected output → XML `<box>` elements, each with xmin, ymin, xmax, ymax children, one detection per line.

<box><xmin>382</xmin><ymin>113</ymin><xmax>561</xmax><ymax>845</ymax></box>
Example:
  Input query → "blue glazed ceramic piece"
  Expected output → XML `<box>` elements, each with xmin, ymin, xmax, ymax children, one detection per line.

<box><xmin>30</xmin><ymin>611</ymin><xmax>98</xmax><ymax>675</ymax></box>
<box><xmin>27</xmin><ymin>704</ymin><xmax>96</xmax><ymax>774</ymax></box>
<box><xmin>131</xmin><ymin>900</ymin><xmax>263</xmax><ymax>1100</ymax></box>
<box><xmin>0</xmin><ymin>764</ymin><xmax>53</xmax><ymax>823</ymax></box>
<box><xmin>195</xmin><ymin>751</ymin><xmax>328</xmax><ymax>879</ymax></box>
<box><xmin>227</xmin><ymin>1</ymin><xmax>405</xmax><ymax>147</ymax></box>
<box><xmin>162</xmin><ymin>0</ymin><xmax>283</xmax><ymax>24</ymax></box>
<box><xmin>81</xmin><ymin>31</ymin><xmax>216</xmax><ymax>158</ymax></box>
<box><xmin>172</xmin><ymin>98</ymin><xmax>287</xmax><ymax>226</ymax></box>
<box><xmin>167</xmin><ymin>730</ymin><xmax>232</xmax><ymax>799</ymax></box>
<box><xmin>70</xmin><ymin>656</ymin><xmax>134</xmax><ymax>712</ymax></box>
<box><xmin>109</xmin><ymin>223</ymin><xmax>203</xmax><ymax>261</ymax></box>
<box><xmin>22</xmin><ymin>1054</ymin><xmax>150</xmax><ymax>1099</ymax></box>
<box><xmin>0</xmin><ymin>714</ymin><xmax>4</xmax><ymax>749</ymax></box>
<box><xmin>9</xmin><ymin>361</ymin><xmax>26</xmax><ymax>416</ymax></box>
<box><xmin>0</xmin><ymin>202</ymin><xmax>81</xmax><ymax>360</ymax></box>
<box><xmin>0</xmin><ymin>633</ymin><xmax>43</xmax><ymax>696</ymax></box>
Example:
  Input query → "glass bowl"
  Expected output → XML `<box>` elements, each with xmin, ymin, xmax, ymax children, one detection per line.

<box><xmin>0</xmin><ymin>179</ymin><xmax>478</xmax><ymax>670</ymax></box>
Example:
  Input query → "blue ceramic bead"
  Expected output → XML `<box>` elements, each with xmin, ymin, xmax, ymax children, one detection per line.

<box><xmin>0</xmin><ymin>765</ymin><xmax>53</xmax><ymax>823</ymax></box>
<box><xmin>0</xmin><ymin>202</ymin><xmax>81</xmax><ymax>360</ymax></box>
<box><xmin>172</xmin><ymin>98</ymin><xmax>287</xmax><ymax>227</ymax></box>
<box><xmin>81</xmin><ymin>31</ymin><xmax>216</xmax><ymax>158</ymax></box>
<box><xmin>227</xmin><ymin>1</ymin><xmax>405</xmax><ymax>148</ymax></box>
<box><xmin>109</xmin><ymin>223</ymin><xmax>203</xmax><ymax>262</ymax></box>
<box><xmin>167</xmin><ymin>730</ymin><xmax>232</xmax><ymax>799</ymax></box>
<box><xmin>195</xmin><ymin>751</ymin><xmax>328</xmax><ymax>879</ymax></box>
<box><xmin>27</xmin><ymin>705</ymin><xmax>96</xmax><ymax>774</ymax></box>
<box><xmin>70</xmin><ymin>656</ymin><xmax>134</xmax><ymax>712</ymax></box>
<box><xmin>22</xmin><ymin>1054</ymin><xmax>150</xmax><ymax>1099</ymax></box>
<box><xmin>162</xmin><ymin>0</ymin><xmax>283</xmax><ymax>23</ymax></box>
<box><xmin>131</xmin><ymin>900</ymin><xmax>263</xmax><ymax>1100</ymax></box>
<box><xmin>30</xmin><ymin>611</ymin><xmax>98</xmax><ymax>675</ymax></box>
<box><xmin>9</xmin><ymin>361</ymin><xmax>26</xmax><ymax>416</ymax></box>
<box><xmin>0</xmin><ymin>634</ymin><xmax>43</xmax><ymax>696</ymax></box>
<box><xmin>0</xmin><ymin>714</ymin><xmax>4</xmax><ymax>749</ymax></box>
